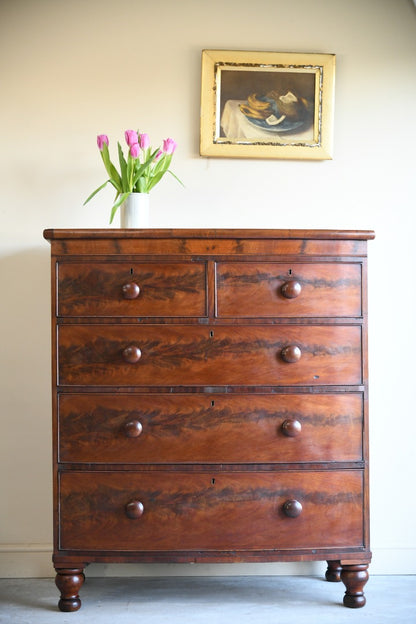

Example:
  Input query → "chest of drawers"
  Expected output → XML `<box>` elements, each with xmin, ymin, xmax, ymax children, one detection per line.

<box><xmin>43</xmin><ymin>228</ymin><xmax>374</xmax><ymax>611</ymax></box>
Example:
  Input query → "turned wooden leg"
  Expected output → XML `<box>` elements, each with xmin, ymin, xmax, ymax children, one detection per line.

<box><xmin>55</xmin><ymin>567</ymin><xmax>85</xmax><ymax>612</ymax></box>
<box><xmin>325</xmin><ymin>560</ymin><xmax>342</xmax><ymax>582</ymax></box>
<box><xmin>340</xmin><ymin>563</ymin><xmax>369</xmax><ymax>608</ymax></box>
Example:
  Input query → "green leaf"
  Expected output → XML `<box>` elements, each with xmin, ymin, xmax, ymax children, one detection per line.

<box><xmin>146</xmin><ymin>171</ymin><xmax>165</xmax><ymax>192</ymax></box>
<box><xmin>131</xmin><ymin>150</ymin><xmax>159</xmax><ymax>188</ymax></box>
<box><xmin>99</xmin><ymin>143</ymin><xmax>112</xmax><ymax>176</ymax></box>
<box><xmin>109</xmin><ymin>178</ymin><xmax>120</xmax><ymax>191</ymax></box>
<box><xmin>152</xmin><ymin>155</ymin><xmax>168</xmax><ymax>176</ymax></box>
<box><xmin>117</xmin><ymin>142</ymin><xmax>128</xmax><ymax>191</ymax></box>
<box><xmin>164</xmin><ymin>153</ymin><xmax>173</xmax><ymax>169</ymax></box>
<box><xmin>100</xmin><ymin>143</ymin><xmax>122</xmax><ymax>192</ymax></box>
<box><xmin>83</xmin><ymin>179</ymin><xmax>110</xmax><ymax>205</ymax></box>
<box><xmin>127</xmin><ymin>155</ymin><xmax>135</xmax><ymax>190</ymax></box>
<box><xmin>109</xmin><ymin>163</ymin><xmax>122</xmax><ymax>191</ymax></box>
<box><xmin>109</xmin><ymin>191</ymin><xmax>130</xmax><ymax>224</ymax></box>
<box><xmin>137</xmin><ymin>177</ymin><xmax>147</xmax><ymax>193</ymax></box>
<box><xmin>167</xmin><ymin>169</ymin><xmax>185</xmax><ymax>187</ymax></box>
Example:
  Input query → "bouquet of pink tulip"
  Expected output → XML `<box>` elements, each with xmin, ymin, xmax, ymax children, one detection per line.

<box><xmin>84</xmin><ymin>130</ymin><xmax>183</xmax><ymax>223</ymax></box>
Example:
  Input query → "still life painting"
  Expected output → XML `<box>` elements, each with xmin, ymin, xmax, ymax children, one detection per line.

<box><xmin>200</xmin><ymin>50</ymin><xmax>335</xmax><ymax>160</ymax></box>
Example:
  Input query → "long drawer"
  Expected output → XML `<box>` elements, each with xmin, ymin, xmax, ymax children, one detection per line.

<box><xmin>58</xmin><ymin>393</ymin><xmax>363</xmax><ymax>463</ymax></box>
<box><xmin>216</xmin><ymin>262</ymin><xmax>362</xmax><ymax>318</ymax></box>
<box><xmin>57</xmin><ymin>325</ymin><xmax>362</xmax><ymax>387</ymax></box>
<box><xmin>58</xmin><ymin>470</ymin><xmax>364</xmax><ymax>551</ymax></box>
<box><xmin>56</xmin><ymin>262</ymin><xmax>207</xmax><ymax>317</ymax></box>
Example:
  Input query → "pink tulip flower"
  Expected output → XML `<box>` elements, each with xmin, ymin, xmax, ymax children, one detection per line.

<box><xmin>129</xmin><ymin>143</ymin><xmax>140</xmax><ymax>158</ymax></box>
<box><xmin>125</xmin><ymin>129</ymin><xmax>138</xmax><ymax>147</ymax></box>
<box><xmin>154</xmin><ymin>149</ymin><xmax>163</xmax><ymax>161</ymax></box>
<box><xmin>162</xmin><ymin>138</ymin><xmax>177</xmax><ymax>155</ymax></box>
<box><xmin>139</xmin><ymin>133</ymin><xmax>150</xmax><ymax>149</ymax></box>
<box><xmin>97</xmin><ymin>134</ymin><xmax>109</xmax><ymax>150</ymax></box>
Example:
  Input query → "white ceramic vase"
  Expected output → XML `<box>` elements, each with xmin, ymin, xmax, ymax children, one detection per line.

<box><xmin>120</xmin><ymin>192</ymin><xmax>150</xmax><ymax>228</ymax></box>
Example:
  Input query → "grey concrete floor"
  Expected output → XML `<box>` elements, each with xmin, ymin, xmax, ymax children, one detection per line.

<box><xmin>0</xmin><ymin>575</ymin><xmax>415</xmax><ymax>623</ymax></box>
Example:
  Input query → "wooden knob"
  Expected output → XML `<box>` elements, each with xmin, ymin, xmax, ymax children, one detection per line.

<box><xmin>122</xmin><ymin>346</ymin><xmax>142</xmax><ymax>364</ymax></box>
<box><xmin>124</xmin><ymin>420</ymin><xmax>143</xmax><ymax>438</ymax></box>
<box><xmin>281</xmin><ymin>280</ymin><xmax>301</xmax><ymax>299</ymax></box>
<box><xmin>122</xmin><ymin>282</ymin><xmax>140</xmax><ymax>299</ymax></box>
<box><xmin>283</xmin><ymin>500</ymin><xmax>303</xmax><ymax>518</ymax></box>
<box><xmin>125</xmin><ymin>500</ymin><xmax>144</xmax><ymax>519</ymax></box>
<box><xmin>281</xmin><ymin>345</ymin><xmax>302</xmax><ymax>363</ymax></box>
<box><xmin>282</xmin><ymin>419</ymin><xmax>302</xmax><ymax>437</ymax></box>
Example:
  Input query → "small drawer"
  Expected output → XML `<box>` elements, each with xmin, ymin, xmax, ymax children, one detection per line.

<box><xmin>58</xmin><ymin>324</ymin><xmax>362</xmax><ymax>387</ymax></box>
<box><xmin>216</xmin><ymin>263</ymin><xmax>362</xmax><ymax>318</ymax></box>
<box><xmin>58</xmin><ymin>393</ymin><xmax>363</xmax><ymax>464</ymax></box>
<box><xmin>59</xmin><ymin>470</ymin><xmax>364</xmax><ymax>551</ymax></box>
<box><xmin>56</xmin><ymin>262</ymin><xmax>207</xmax><ymax>317</ymax></box>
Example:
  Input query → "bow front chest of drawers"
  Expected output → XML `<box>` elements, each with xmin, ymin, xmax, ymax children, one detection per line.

<box><xmin>43</xmin><ymin>228</ymin><xmax>374</xmax><ymax>611</ymax></box>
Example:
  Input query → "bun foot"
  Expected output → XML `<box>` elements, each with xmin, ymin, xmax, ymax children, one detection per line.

<box><xmin>55</xmin><ymin>568</ymin><xmax>85</xmax><ymax>612</ymax></box>
<box><xmin>58</xmin><ymin>597</ymin><xmax>81</xmax><ymax>612</ymax></box>
<box><xmin>325</xmin><ymin>560</ymin><xmax>341</xmax><ymax>582</ymax></box>
<box><xmin>340</xmin><ymin>563</ymin><xmax>369</xmax><ymax>608</ymax></box>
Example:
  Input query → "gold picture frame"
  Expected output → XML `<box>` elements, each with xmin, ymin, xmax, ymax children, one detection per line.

<box><xmin>200</xmin><ymin>50</ymin><xmax>335</xmax><ymax>160</ymax></box>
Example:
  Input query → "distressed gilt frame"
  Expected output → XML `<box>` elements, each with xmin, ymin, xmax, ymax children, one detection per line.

<box><xmin>200</xmin><ymin>50</ymin><xmax>335</xmax><ymax>160</ymax></box>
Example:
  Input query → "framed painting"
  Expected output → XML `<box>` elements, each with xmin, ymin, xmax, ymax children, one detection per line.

<box><xmin>200</xmin><ymin>50</ymin><xmax>335</xmax><ymax>160</ymax></box>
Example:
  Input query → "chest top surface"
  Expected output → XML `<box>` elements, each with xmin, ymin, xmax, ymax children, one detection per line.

<box><xmin>43</xmin><ymin>228</ymin><xmax>374</xmax><ymax>258</ymax></box>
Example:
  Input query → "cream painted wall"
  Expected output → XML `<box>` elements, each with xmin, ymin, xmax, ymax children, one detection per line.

<box><xmin>0</xmin><ymin>0</ymin><xmax>415</xmax><ymax>578</ymax></box>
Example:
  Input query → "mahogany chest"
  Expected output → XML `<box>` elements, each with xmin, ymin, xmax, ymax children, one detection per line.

<box><xmin>43</xmin><ymin>228</ymin><xmax>374</xmax><ymax>611</ymax></box>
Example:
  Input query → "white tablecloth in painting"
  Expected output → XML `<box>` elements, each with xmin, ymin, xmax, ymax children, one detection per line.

<box><xmin>220</xmin><ymin>100</ymin><xmax>314</xmax><ymax>143</ymax></box>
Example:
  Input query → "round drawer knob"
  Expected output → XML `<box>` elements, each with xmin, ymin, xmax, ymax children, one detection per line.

<box><xmin>122</xmin><ymin>282</ymin><xmax>140</xmax><ymax>299</ymax></box>
<box><xmin>124</xmin><ymin>420</ymin><xmax>143</xmax><ymax>438</ymax></box>
<box><xmin>281</xmin><ymin>280</ymin><xmax>302</xmax><ymax>299</ymax></box>
<box><xmin>281</xmin><ymin>345</ymin><xmax>302</xmax><ymax>363</ymax></box>
<box><xmin>283</xmin><ymin>499</ymin><xmax>303</xmax><ymax>518</ymax></box>
<box><xmin>122</xmin><ymin>345</ymin><xmax>142</xmax><ymax>364</ymax></box>
<box><xmin>282</xmin><ymin>419</ymin><xmax>302</xmax><ymax>437</ymax></box>
<box><xmin>125</xmin><ymin>500</ymin><xmax>144</xmax><ymax>519</ymax></box>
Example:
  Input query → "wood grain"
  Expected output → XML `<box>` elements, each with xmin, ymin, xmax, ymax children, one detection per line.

<box><xmin>59</xmin><ymin>470</ymin><xmax>364</xmax><ymax>551</ymax></box>
<box><xmin>58</xmin><ymin>324</ymin><xmax>362</xmax><ymax>386</ymax></box>
<box><xmin>58</xmin><ymin>393</ymin><xmax>363</xmax><ymax>464</ymax></box>
<box><xmin>57</xmin><ymin>262</ymin><xmax>207</xmax><ymax>317</ymax></box>
<box><xmin>44</xmin><ymin>228</ymin><xmax>375</xmax><ymax>259</ymax></box>
<box><xmin>216</xmin><ymin>262</ymin><xmax>362</xmax><ymax>318</ymax></box>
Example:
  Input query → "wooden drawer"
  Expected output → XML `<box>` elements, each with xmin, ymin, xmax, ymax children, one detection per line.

<box><xmin>216</xmin><ymin>263</ymin><xmax>362</xmax><ymax>318</ymax></box>
<box><xmin>58</xmin><ymin>393</ymin><xmax>363</xmax><ymax>464</ymax></box>
<box><xmin>59</xmin><ymin>470</ymin><xmax>364</xmax><ymax>551</ymax></box>
<box><xmin>56</xmin><ymin>262</ymin><xmax>207</xmax><ymax>317</ymax></box>
<box><xmin>58</xmin><ymin>325</ymin><xmax>362</xmax><ymax>387</ymax></box>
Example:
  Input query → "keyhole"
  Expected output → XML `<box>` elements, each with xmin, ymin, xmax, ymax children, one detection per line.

<box><xmin>288</xmin><ymin>269</ymin><xmax>292</xmax><ymax>276</ymax></box>
<box><xmin>130</xmin><ymin>268</ymin><xmax>134</xmax><ymax>275</ymax></box>
<box><xmin>211</xmin><ymin>400</ymin><xmax>215</xmax><ymax>407</ymax></box>
<box><xmin>210</xmin><ymin>330</ymin><xmax>214</xmax><ymax>338</ymax></box>
<box><xmin>211</xmin><ymin>478</ymin><xmax>216</xmax><ymax>485</ymax></box>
